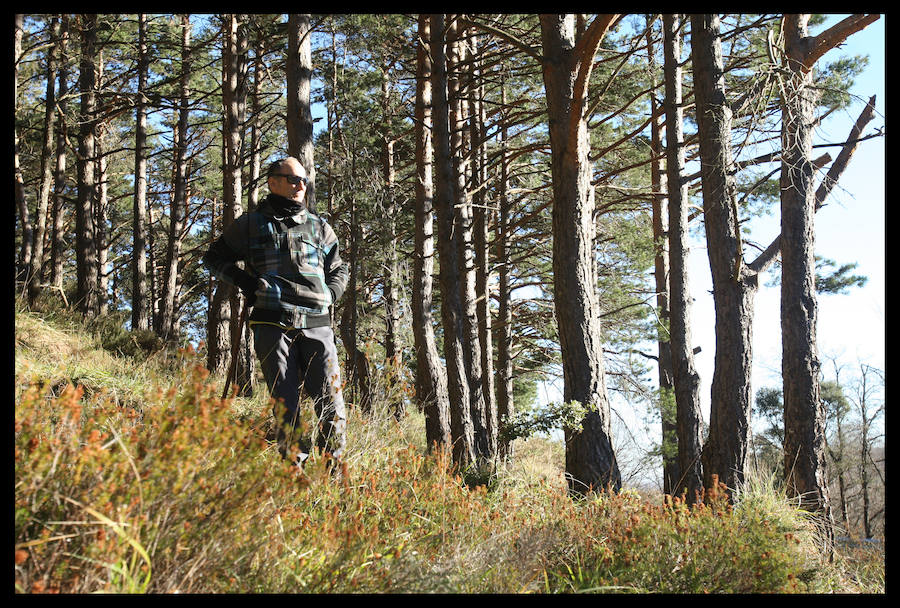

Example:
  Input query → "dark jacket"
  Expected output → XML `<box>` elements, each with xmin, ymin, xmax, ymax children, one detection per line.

<box><xmin>202</xmin><ymin>194</ymin><xmax>348</xmax><ymax>329</ymax></box>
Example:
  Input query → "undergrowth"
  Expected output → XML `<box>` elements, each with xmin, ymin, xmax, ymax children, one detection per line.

<box><xmin>14</xmin><ymin>304</ymin><xmax>884</xmax><ymax>593</ymax></box>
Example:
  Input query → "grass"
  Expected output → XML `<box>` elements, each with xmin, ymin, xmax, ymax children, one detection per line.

<box><xmin>14</xmin><ymin>301</ymin><xmax>885</xmax><ymax>594</ymax></box>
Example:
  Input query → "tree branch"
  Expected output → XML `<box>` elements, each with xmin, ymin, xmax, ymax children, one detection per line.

<box><xmin>458</xmin><ymin>15</ymin><xmax>542</xmax><ymax>62</ymax></box>
<box><xmin>570</xmin><ymin>14</ymin><xmax>619</xmax><ymax>140</ymax></box>
<box><xmin>747</xmin><ymin>96</ymin><xmax>878</xmax><ymax>274</ymax></box>
<box><xmin>815</xmin><ymin>95</ymin><xmax>878</xmax><ymax>210</ymax></box>
<box><xmin>802</xmin><ymin>13</ymin><xmax>881</xmax><ymax>71</ymax></box>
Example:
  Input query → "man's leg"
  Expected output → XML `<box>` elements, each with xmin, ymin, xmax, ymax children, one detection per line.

<box><xmin>252</xmin><ymin>324</ymin><xmax>310</xmax><ymax>463</ymax></box>
<box><xmin>295</xmin><ymin>326</ymin><xmax>347</xmax><ymax>460</ymax></box>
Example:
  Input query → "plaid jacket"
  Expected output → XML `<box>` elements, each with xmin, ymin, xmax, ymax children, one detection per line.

<box><xmin>202</xmin><ymin>194</ymin><xmax>348</xmax><ymax>329</ymax></box>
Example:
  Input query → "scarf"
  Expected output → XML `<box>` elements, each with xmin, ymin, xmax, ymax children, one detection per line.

<box><xmin>267</xmin><ymin>194</ymin><xmax>304</xmax><ymax>218</ymax></box>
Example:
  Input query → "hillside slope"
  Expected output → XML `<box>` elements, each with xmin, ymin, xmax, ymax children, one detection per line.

<box><xmin>14</xmin><ymin>306</ymin><xmax>882</xmax><ymax>594</ymax></box>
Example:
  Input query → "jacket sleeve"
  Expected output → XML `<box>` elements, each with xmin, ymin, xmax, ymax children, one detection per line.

<box><xmin>322</xmin><ymin>221</ymin><xmax>349</xmax><ymax>303</ymax></box>
<box><xmin>201</xmin><ymin>216</ymin><xmax>257</xmax><ymax>294</ymax></box>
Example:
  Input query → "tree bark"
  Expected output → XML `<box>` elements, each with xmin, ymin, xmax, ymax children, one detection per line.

<box><xmin>495</xmin><ymin>72</ymin><xmax>515</xmax><ymax>460</ymax></box>
<box><xmin>287</xmin><ymin>13</ymin><xmax>316</xmax><ymax>211</ymax></box>
<box><xmin>49</xmin><ymin>15</ymin><xmax>70</xmax><ymax>292</ymax></box>
<box><xmin>539</xmin><ymin>14</ymin><xmax>621</xmax><ymax>494</ymax></box>
<box><xmin>414</xmin><ymin>14</ymin><xmax>452</xmax><ymax>449</ymax></box>
<box><xmin>431</xmin><ymin>13</ymin><xmax>476</xmax><ymax>468</ymax></box>
<box><xmin>380</xmin><ymin>57</ymin><xmax>403</xmax><ymax>386</ymax></box>
<box><xmin>778</xmin><ymin>13</ymin><xmax>878</xmax><ymax>542</ymax></box>
<box><xmin>95</xmin><ymin>118</ymin><xmax>110</xmax><ymax>315</ymax></box>
<box><xmin>159</xmin><ymin>15</ymin><xmax>191</xmax><ymax>340</ymax></box>
<box><xmin>645</xmin><ymin>15</ymin><xmax>678</xmax><ymax>496</ymax></box>
<box><xmin>27</xmin><ymin>15</ymin><xmax>61</xmax><ymax>304</ymax></box>
<box><xmin>75</xmin><ymin>14</ymin><xmax>100</xmax><ymax>318</ymax></box>
<box><xmin>448</xmin><ymin>16</ymin><xmax>491</xmax><ymax>464</ymax></box>
<box><xmin>780</xmin><ymin>12</ymin><xmax>830</xmax><ymax>527</ymax></box>
<box><xmin>131</xmin><ymin>13</ymin><xmax>151</xmax><ymax>331</ymax></box>
<box><xmin>691</xmin><ymin>14</ymin><xmax>757</xmax><ymax>497</ymax></box>
<box><xmin>469</xmin><ymin>30</ymin><xmax>498</xmax><ymax>456</ymax></box>
<box><xmin>663</xmin><ymin>13</ymin><xmax>703</xmax><ymax>503</ymax></box>
<box><xmin>14</xmin><ymin>15</ymin><xmax>32</xmax><ymax>289</ymax></box>
<box><xmin>222</xmin><ymin>14</ymin><xmax>255</xmax><ymax>396</ymax></box>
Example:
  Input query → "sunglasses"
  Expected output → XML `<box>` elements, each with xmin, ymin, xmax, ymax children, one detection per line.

<box><xmin>273</xmin><ymin>174</ymin><xmax>308</xmax><ymax>186</ymax></box>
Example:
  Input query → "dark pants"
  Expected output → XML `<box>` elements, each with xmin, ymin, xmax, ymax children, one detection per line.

<box><xmin>252</xmin><ymin>323</ymin><xmax>346</xmax><ymax>463</ymax></box>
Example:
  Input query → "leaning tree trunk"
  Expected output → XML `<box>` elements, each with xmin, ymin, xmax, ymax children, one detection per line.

<box><xmin>663</xmin><ymin>13</ymin><xmax>703</xmax><ymax>503</ymax></box>
<box><xmin>690</xmin><ymin>14</ymin><xmax>758</xmax><ymax>498</ymax></box>
<box><xmin>539</xmin><ymin>14</ymin><xmax>621</xmax><ymax>495</ymax></box>
<box><xmin>414</xmin><ymin>14</ymin><xmax>452</xmax><ymax>449</ymax></box>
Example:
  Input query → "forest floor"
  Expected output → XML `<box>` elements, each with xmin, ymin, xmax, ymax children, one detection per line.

<box><xmin>14</xmin><ymin>297</ymin><xmax>885</xmax><ymax>594</ymax></box>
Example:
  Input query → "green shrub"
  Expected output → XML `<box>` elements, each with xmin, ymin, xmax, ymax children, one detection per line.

<box><xmin>541</xmin><ymin>478</ymin><xmax>827</xmax><ymax>593</ymax></box>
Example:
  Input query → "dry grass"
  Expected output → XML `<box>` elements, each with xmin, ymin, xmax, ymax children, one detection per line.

<box><xmin>14</xmin><ymin>304</ymin><xmax>884</xmax><ymax>594</ymax></box>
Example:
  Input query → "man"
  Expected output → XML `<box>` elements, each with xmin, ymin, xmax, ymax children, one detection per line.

<box><xmin>203</xmin><ymin>157</ymin><xmax>349</xmax><ymax>468</ymax></box>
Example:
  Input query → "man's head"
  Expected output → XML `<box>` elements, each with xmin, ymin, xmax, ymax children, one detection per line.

<box><xmin>267</xmin><ymin>157</ymin><xmax>308</xmax><ymax>205</ymax></box>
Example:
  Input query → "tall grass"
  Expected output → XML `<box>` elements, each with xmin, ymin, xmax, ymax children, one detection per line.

<box><xmin>14</xmin><ymin>304</ymin><xmax>884</xmax><ymax>593</ymax></box>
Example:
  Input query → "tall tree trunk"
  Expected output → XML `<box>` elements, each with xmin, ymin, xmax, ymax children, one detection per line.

<box><xmin>539</xmin><ymin>14</ymin><xmax>621</xmax><ymax>494</ymax></box>
<box><xmin>780</xmin><ymin>12</ymin><xmax>830</xmax><ymax>530</ymax></box>
<box><xmin>222</xmin><ymin>13</ymin><xmax>255</xmax><ymax>395</ymax></box>
<box><xmin>95</xmin><ymin>123</ymin><xmax>110</xmax><ymax>315</ymax></box>
<box><xmin>50</xmin><ymin>14</ymin><xmax>70</xmax><ymax>292</ymax></box>
<box><xmin>414</xmin><ymin>14</ymin><xmax>452</xmax><ymax>449</ymax></box>
<box><xmin>431</xmin><ymin>13</ymin><xmax>476</xmax><ymax>468</ymax></box>
<box><xmin>248</xmin><ymin>19</ymin><xmax>263</xmax><ymax>211</ymax></box>
<box><xmin>469</xmin><ymin>30</ymin><xmax>498</xmax><ymax>456</ymax></box>
<box><xmin>14</xmin><ymin>15</ymin><xmax>33</xmax><ymax>289</ymax></box>
<box><xmin>147</xmin><ymin>197</ymin><xmax>162</xmax><ymax>334</ymax></box>
<box><xmin>691</xmin><ymin>14</ymin><xmax>759</xmax><ymax>497</ymax></box>
<box><xmin>131</xmin><ymin>13</ymin><xmax>151</xmax><ymax>331</ymax></box>
<box><xmin>326</xmin><ymin>19</ymin><xmax>337</xmax><ymax>217</ymax></box>
<box><xmin>380</xmin><ymin>58</ymin><xmax>402</xmax><ymax>385</ymax></box>
<box><xmin>75</xmin><ymin>14</ymin><xmax>100</xmax><ymax>318</ymax></box>
<box><xmin>159</xmin><ymin>15</ymin><xmax>191</xmax><ymax>340</ymax></box>
<box><xmin>778</xmin><ymin>12</ymin><xmax>878</xmax><ymax>542</ymax></box>
<box><xmin>448</xmin><ymin>16</ymin><xmax>491</xmax><ymax>464</ymax></box>
<box><xmin>663</xmin><ymin>13</ymin><xmax>703</xmax><ymax>503</ymax></box>
<box><xmin>495</xmin><ymin>72</ymin><xmax>515</xmax><ymax>460</ymax></box>
<box><xmin>645</xmin><ymin>15</ymin><xmax>677</xmax><ymax>496</ymax></box>
<box><xmin>27</xmin><ymin>15</ymin><xmax>61</xmax><ymax>304</ymax></box>
<box><xmin>339</xmin><ymin>188</ymin><xmax>373</xmax><ymax>414</ymax></box>
<box><xmin>287</xmin><ymin>13</ymin><xmax>316</xmax><ymax>211</ymax></box>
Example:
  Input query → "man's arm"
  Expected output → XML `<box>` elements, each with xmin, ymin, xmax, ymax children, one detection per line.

<box><xmin>202</xmin><ymin>217</ymin><xmax>258</xmax><ymax>298</ymax></box>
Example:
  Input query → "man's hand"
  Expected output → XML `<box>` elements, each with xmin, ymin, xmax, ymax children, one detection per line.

<box><xmin>236</xmin><ymin>274</ymin><xmax>258</xmax><ymax>306</ymax></box>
